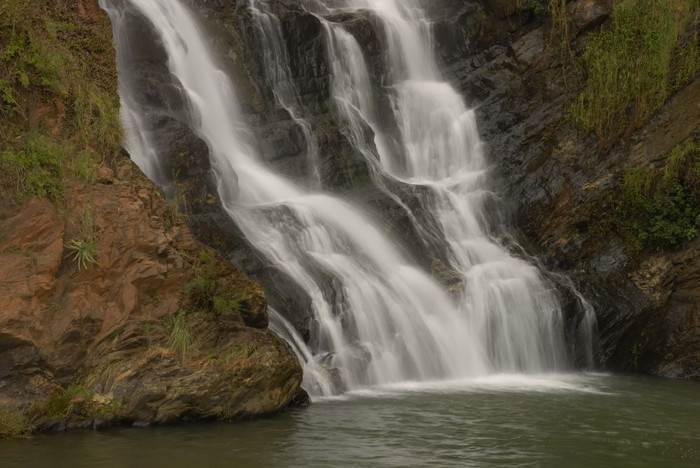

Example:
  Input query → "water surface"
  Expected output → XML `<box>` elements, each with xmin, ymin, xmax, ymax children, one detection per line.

<box><xmin>3</xmin><ymin>374</ymin><xmax>699</xmax><ymax>467</ymax></box>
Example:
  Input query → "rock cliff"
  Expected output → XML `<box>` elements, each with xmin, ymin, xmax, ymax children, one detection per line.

<box><xmin>0</xmin><ymin>0</ymin><xmax>301</xmax><ymax>437</ymax></box>
<box><xmin>437</xmin><ymin>0</ymin><xmax>699</xmax><ymax>378</ymax></box>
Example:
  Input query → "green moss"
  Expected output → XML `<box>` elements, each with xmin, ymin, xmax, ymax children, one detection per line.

<box><xmin>569</xmin><ymin>0</ymin><xmax>697</xmax><ymax>147</ymax></box>
<box><xmin>607</xmin><ymin>136</ymin><xmax>700</xmax><ymax>256</ymax></box>
<box><xmin>0</xmin><ymin>406</ymin><xmax>33</xmax><ymax>439</ymax></box>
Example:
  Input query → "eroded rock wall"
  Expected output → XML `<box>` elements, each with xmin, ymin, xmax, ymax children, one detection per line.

<box><xmin>0</xmin><ymin>0</ymin><xmax>302</xmax><ymax>433</ymax></box>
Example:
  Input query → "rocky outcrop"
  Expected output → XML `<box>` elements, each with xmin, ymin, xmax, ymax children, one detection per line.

<box><xmin>0</xmin><ymin>160</ymin><xmax>302</xmax><ymax>429</ymax></box>
<box><xmin>0</xmin><ymin>0</ymin><xmax>302</xmax><ymax>435</ymax></box>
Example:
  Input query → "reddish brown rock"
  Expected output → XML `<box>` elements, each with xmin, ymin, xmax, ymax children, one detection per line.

<box><xmin>0</xmin><ymin>160</ymin><xmax>302</xmax><ymax>429</ymax></box>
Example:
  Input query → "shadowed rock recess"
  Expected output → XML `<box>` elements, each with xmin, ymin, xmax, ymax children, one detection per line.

<box><xmin>0</xmin><ymin>0</ymin><xmax>301</xmax><ymax>435</ymax></box>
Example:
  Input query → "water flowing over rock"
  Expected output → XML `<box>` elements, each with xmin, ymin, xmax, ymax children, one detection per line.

<box><xmin>102</xmin><ymin>0</ymin><xmax>599</xmax><ymax>396</ymax></box>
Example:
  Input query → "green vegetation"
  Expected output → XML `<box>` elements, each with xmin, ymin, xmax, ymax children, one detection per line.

<box><xmin>0</xmin><ymin>133</ymin><xmax>68</xmax><ymax>203</ymax></box>
<box><xmin>66</xmin><ymin>238</ymin><xmax>99</xmax><ymax>270</ymax></box>
<box><xmin>65</xmin><ymin>202</ymin><xmax>100</xmax><ymax>270</ymax></box>
<box><xmin>224</xmin><ymin>343</ymin><xmax>255</xmax><ymax>362</ymax></box>
<box><xmin>167</xmin><ymin>176</ymin><xmax>189</xmax><ymax>227</ymax></box>
<box><xmin>94</xmin><ymin>400</ymin><xmax>124</xmax><ymax>419</ymax></box>
<box><xmin>32</xmin><ymin>384</ymin><xmax>94</xmax><ymax>419</ymax></box>
<box><xmin>185</xmin><ymin>274</ymin><xmax>241</xmax><ymax>317</ymax></box>
<box><xmin>165</xmin><ymin>310</ymin><xmax>193</xmax><ymax>359</ymax></box>
<box><xmin>0</xmin><ymin>0</ymin><xmax>121</xmax><ymax>149</ymax></box>
<box><xmin>569</xmin><ymin>0</ymin><xmax>698</xmax><ymax>148</ymax></box>
<box><xmin>74</xmin><ymin>151</ymin><xmax>97</xmax><ymax>184</ymax></box>
<box><xmin>198</xmin><ymin>250</ymin><xmax>213</xmax><ymax>264</ymax></box>
<box><xmin>603</xmin><ymin>136</ymin><xmax>700</xmax><ymax>256</ymax></box>
<box><xmin>0</xmin><ymin>0</ymin><xmax>122</xmax><ymax>207</ymax></box>
<box><xmin>0</xmin><ymin>406</ymin><xmax>33</xmax><ymax>439</ymax></box>
<box><xmin>183</xmin><ymin>251</ymin><xmax>242</xmax><ymax>317</ymax></box>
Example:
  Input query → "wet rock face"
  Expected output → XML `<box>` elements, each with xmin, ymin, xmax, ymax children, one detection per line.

<box><xmin>435</xmin><ymin>0</ymin><xmax>698</xmax><ymax>378</ymax></box>
<box><xmin>117</xmin><ymin>0</ymin><xmax>697</xmax><ymax>378</ymax></box>
<box><xmin>0</xmin><ymin>160</ymin><xmax>302</xmax><ymax>426</ymax></box>
<box><xmin>117</xmin><ymin>0</ymin><xmax>437</xmax><ymax>336</ymax></box>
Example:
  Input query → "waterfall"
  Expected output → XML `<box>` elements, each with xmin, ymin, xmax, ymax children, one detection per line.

<box><xmin>313</xmin><ymin>0</ymin><xmax>569</xmax><ymax>371</ymax></box>
<box><xmin>102</xmin><ymin>0</ymin><xmax>590</xmax><ymax>397</ymax></box>
<box><xmin>246</xmin><ymin>0</ymin><xmax>321</xmax><ymax>184</ymax></box>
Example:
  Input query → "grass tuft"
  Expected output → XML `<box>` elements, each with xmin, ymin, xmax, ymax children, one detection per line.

<box><xmin>32</xmin><ymin>384</ymin><xmax>94</xmax><ymax>419</ymax></box>
<box><xmin>165</xmin><ymin>310</ymin><xmax>193</xmax><ymax>359</ymax></box>
<box><xmin>66</xmin><ymin>238</ymin><xmax>99</xmax><ymax>270</ymax></box>
<box><xmin>0</xmin><ymin>406</ymin><xmax>33</xmax><ymax>439</ymax></box>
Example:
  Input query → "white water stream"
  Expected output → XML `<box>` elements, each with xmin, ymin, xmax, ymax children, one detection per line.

<box><xmin>310</xmin><ymin>0</ymin><xmax>571</xmax><ymax>372</ymax></box>
<box><xmin>102</xmin><ymin>0</ymin><xmax>592</xmax><ymax>397</ymax></box>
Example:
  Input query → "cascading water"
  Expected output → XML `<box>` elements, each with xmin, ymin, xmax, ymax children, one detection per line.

<box><xmin>311</xmin><ymin>0</ymin><xmax>577</xmax><ymax>371</ymax></box>
<box><xmin>246</xmin><ymin>0</ymin><xmax>321</xmax><ymax>184</ymax></box>
<box><xmin>102</xmin><ymin>0</ymin><xmax>592</xmax><ymax>397</ymax></box>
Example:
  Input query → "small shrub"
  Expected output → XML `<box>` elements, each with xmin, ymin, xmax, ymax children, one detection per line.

<box><xmin>165</xmin><ymin>310</ymin><xmax>192</xmax><ymax>359</ymax></box>
<box><xmin>0</xmin><ymin>406</ymin><xmax>33</xmax><ymax>439</ymax></box>
<box><xmin>66</xmin><ymin>238</ymin><xmax>98</xmax><ymax>270</ymax></box>
<box><xmin>610</xmin><ymin>137</ymin><xmax>700</xmax><ymax>255</ymax></box>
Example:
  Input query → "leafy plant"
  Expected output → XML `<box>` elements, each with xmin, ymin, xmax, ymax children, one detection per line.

<box><xmin>605</xmin><ymin>136</ymin><xmax>700</xmax><ymax>256</ymax></box>
<box><xmin>66</xmin><ymin>238</ymin><xmax>98</xmax><ymax>270</ymax></box>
